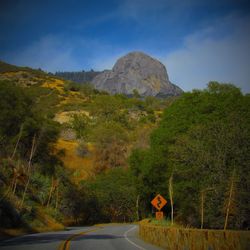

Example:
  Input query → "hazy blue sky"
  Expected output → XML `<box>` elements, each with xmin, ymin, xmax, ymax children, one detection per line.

<box><xmin>0</xmin><ymin>0</ymin><xmax>249</xmax><ymax>92</ymax></box>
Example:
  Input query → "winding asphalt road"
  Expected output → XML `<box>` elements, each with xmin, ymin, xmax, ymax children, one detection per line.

<box><xmin>0</xmin><ymin>224</ymin><xmax>162</xmax><ymax>250</ymax></box>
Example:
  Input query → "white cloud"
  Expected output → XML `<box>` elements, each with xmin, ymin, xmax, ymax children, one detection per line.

<box><xmin>2</xmin><ymin>10</ymin><xmax>249</xmax><ymax>95</ymax></box>
<box><xmin>160</xmin><ymin>14</ymin><xmax>250</xmax><ymax>93</ymax></box>
<box><xmin>1</xmin><ymin>34</ymin><xmax>81</xmax><ymax>72</ymax></box>
<box><xmin>1</xmin><ymin>34</ymin><xmax>129</xmax><ymax>72</ymax></box>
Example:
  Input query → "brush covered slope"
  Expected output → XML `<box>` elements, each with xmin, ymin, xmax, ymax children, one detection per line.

<box><xmin>0</xmin><ymin>61</ymin><xmax>173</xmax><ymax>234</ymax></box>
<box><xmin>1</xmin><ymin>60</ymin><xmax>248</xmax><ymax>234</ymax></box>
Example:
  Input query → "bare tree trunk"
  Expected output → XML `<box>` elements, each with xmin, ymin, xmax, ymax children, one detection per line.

<box><xmin>136</xmin><ymin>195</ymin><xmax>140</xmax><ymax>221</ymax></box>
<box><xmin>224</xmin><ymin>169</ymin><xmax>235</xmax><ymax>230</ymax></box>
<box><xmin>55</xmin><ymin>182</ymin><xmax>59</xmax><ymax>210</ymax></box>
<box><xmin>12</xmin><ymin>177</ymin><xmax>18</xmax><ymax>195</ymax></box>
<box><xmin>11</xmin><ymin>174</ymin><xmax>17</xmax><ymax>193</ymax></box>
<box><xmin>20</xmin><ymin>135</ymin><xmax>36</xmax><ymax>209</ymax></box>
<box><xmin>47</xmin><ymin>176</ymin><xmax>54</xmax><ymax>207</ymax></box>
<box><xmin>201</xmin><ymin>191</ymin><xmax>204</xmax><ymax>229</ymax></box>
<box><xmin>1</xmin><ymin>127</ymin><xmax>23</xmax><ymax>203</ymax></box>
<box><xmin>12</xmin><ymin>161</ymin><xmax>20</xmax><ymax>195</ymax></box>
<box><xmin>20</xmin><ymin>176</ymin><xmax>30</xmax><ymax>208</ymax></box>
<box><xmin>11</xmin><ymin>125</ymin><xmax>23</xmax><ymax>160</ymax></box>
<box><xmin>169</xmin><ymin>174</ymin><xmax>174</xmax><ymax>226</ymax></box>
<box><xmin>200</xmin><ymin>188</ymin><xmax>214</xmax><ymax>229</ymax></box>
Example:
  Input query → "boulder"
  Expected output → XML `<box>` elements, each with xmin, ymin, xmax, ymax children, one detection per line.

<box><xmin>92</xmin><ymin>51</ymin><xmax>183</xmax><ymax>97</ymax></box>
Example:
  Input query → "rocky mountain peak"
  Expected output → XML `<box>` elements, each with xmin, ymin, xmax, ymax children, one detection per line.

<box><xmin>92</xmin><ymin>51</ymin><xmax>183</xmax><ymax>97</ymax></box>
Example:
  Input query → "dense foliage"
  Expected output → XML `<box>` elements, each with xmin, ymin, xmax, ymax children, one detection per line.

<box><xmin>0</xmin><ymin>80</ymin><xmax>83</xmax><ymax>230</ymax></box>
<box><xmin>130</xmin><ymin>82</ymin><xmax>250</xmax><ymax>229</ymax></box>
<box><xmin>79</xmin><ymin>168</ymin><xmax>137</xmax><ymax>224</ymax></box>
<box><xmin>0</xmin><ymin>74</ymin><xmax>166</xmax><ymax>231</ymax></box>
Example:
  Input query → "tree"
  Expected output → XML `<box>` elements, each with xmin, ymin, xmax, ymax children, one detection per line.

<box><xmin>70</xmin><ymin>113</ymin><xmax>90</xmax><ymax>140</ymax></box>
<box><xmin>224</xmin><ymin>169</ymin><xmax>237</xmax><ymax>230</ymax></box>
<box><xmin>169</xmin><ymin>174</ymin><xmax>174</xmax><ymax>226</ymax></box>
<box><xmin>82</xmin><ymin>168</ymin><xmax>137</xmax><ymax>223</ymax></box>
<box><xmin>0</xmin><ymin>81</ymin><xmax>32</xmax><ymax>155</ymax></box>
<box><xmin>133</xmin><ymin>89</ymin><xmax>141</xmax><ymax>98</ymax></box>
<box><xmin>129</xmin><ymin>82</ymin><xmax>250</xmax><ymax>229</ymax></box>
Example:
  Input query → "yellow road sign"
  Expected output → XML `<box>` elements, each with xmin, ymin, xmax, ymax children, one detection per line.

<box><xmin>151</xmin><ymin>194</ymin><xmax>167</xmax><ymax>211</ymax></box>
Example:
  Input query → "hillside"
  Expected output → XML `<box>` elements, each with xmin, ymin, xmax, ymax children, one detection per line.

<box><xmin>0</xmin><ymin>61</ymin><xmax>174</xmax><ymax>234</ymax></box>
<box><xmin>0</xmin><ymin>61</ymin><xmax>249</xmax><ymax>237</ymax></box>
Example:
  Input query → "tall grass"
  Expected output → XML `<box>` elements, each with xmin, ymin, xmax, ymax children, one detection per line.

<box><xmin>139</xmin><ymin>220</ymin><xmax>250</xmax><ymax>250</ymax></box>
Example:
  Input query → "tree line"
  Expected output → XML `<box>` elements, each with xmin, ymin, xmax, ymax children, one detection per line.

<box><xmin>55</xmin><ymin>70</ymin><xmax>101</xmax><ymax>83</ymax></box>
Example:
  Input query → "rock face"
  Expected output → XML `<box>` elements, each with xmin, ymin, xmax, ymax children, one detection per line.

<box><xmin>92</xmin><ymin>52</ymin><xmax>183</xmax><ymax>97</ymax></box>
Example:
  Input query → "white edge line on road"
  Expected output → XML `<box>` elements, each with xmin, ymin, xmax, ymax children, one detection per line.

<box><xmin>124</xmin><ymin>225</ymin><xmax>146</xmax><ymax>250</ymax></box>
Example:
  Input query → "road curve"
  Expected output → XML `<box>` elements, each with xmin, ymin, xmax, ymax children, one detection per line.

<box><xmin>0</xmin><ymin>224</ymin><xmax>162</xmax><ymax>250</ymax></box>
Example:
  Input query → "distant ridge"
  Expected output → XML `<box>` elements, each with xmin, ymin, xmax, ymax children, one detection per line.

<box><xmin>0</xmin><ymin>54</ymin><xmax>183</xmax><ymax>97</ymax></box>
<box><xmin>55</xmin><ymin>70</ymin><xmax>102</xmax><ymax>83</ymax></box>
<box><xmin>0</xmin><ymin>60</ymin><xmax>46</xmax><ymax>75</ymax></box>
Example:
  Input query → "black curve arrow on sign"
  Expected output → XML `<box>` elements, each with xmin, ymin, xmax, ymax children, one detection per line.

<box><xmin>157</xmin><ymin>196</ymin><xmax>162</xmax><ymax>208</ymax></box>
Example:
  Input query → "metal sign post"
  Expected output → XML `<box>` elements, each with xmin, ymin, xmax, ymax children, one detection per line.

<box><xmin>151</xmin><ymin>194</ymin><xmax>167</xmax><ymax>220</ymax></box>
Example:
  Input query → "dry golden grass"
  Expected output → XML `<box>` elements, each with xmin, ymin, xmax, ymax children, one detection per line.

<box><xmin>55</xmin><ymin>139</ymin><xmax>94</xmax><ymax>183</ymax></box>
<box><xmin>1</xmin><ymin>71</ymin><xmax>32</xmax><ymax>78</ymax></box>
<box><xmin>0</xmin><ymin>71</ymin><xmax>46</xmax><ymax>86</ymax></box>
<box><xmin>154</xmin><ymin>110</ymin><xmax>163</xmax><ymax>115</ymax></box>
<box><xmin>33</xmin><ymin>207</ymin><xmax>64</xmax><ymax>232</ymax></box>
<box><xmin>2</xmin><ymin>71</ymin><xmax>18</xmax><ymax>77</ymax></box>
<box><xmin>139</xmin><ymin>221</ymin><xmax>250</xmax><ymax>250</ymax></box>
<box><xmin>59</xmin><ymin>97</ymin><xmax>71</xmax><ymax>106</ymax></box>
<box><xmin>58</xmin><ymin>94</ymin><xmax>86</xmax><ymax>106</ymax></box>
<box><xmin>68</xmin><ymin>91</ymin><xmax>81</xmax><ymax>96</ymax></box>
<box><xmin>54</xmin><ymin>110</ymin><xmax>90</xmax><ymax>124</ymax></box>
<box><xmin>41</xmin><ymin>79</ymin><xmax>65</xmax><ymax>93</ymax></box>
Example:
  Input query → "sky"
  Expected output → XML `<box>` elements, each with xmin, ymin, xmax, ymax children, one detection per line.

<box><xmin>0</xmin><ymin>0</ymin><xmax>250</xmax><ymax>92</ymax></box>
